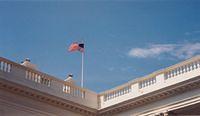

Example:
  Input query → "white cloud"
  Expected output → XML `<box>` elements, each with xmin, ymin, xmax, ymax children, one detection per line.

<box><xmin>128</xmin><ymin>43</ymin><xmax>200</xmax><ymax>59</ymax></box>
<box><xmin>173</xmin><ymin>43</ymin><xmax>200</xmax><ymax>59</ymax></box>
<box><xmin>128</xmin><ymin>44</ymin><xmax>175</xmax><ymax>58</ymax></box>
<box><xmin>184</xmin><ymin>30</ymin><xmax>200</xmax><ymax>36</ymax></box>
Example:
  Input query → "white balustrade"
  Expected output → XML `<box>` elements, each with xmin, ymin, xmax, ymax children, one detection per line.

<box><xmin>25</xmin><ymin>70</ymin><xmax>51</xmax><ymax>87</ymax></box>
<box><xmin>100</xmin><ymin>56</ymin><xmax>200</xmax><ymax>108</ymax></box>
<box><xmin>1</xmin><ymin>56</ymin><xmax>200</xmax><ymax>109</ymax></box>
<box><xmin>63</xmin><ymin>84</ymin><xmax>85</xmax><ymax>99</ymax></box>
<box><xmin>103</xmin><ymin>85</ymin><xmax>131</xmax><ymax>101</ymax></box>
<box><xmin>139</xmin><ymin>77</ymin><xmax>156</xmax><ymax>89</ymax></box>
<box><xmin>0</xmin><ymin>61</ymin><xmax>12</xmax><ymax>73</ymax></box>
<box><xmin>164</xmin><ymin>59</ymin><xmax>200</xmax><ymax>80</ymax></box>
<box><xmin>0</xmin><ymin>57</ymin><xmax>98</xmax><ymax>108</ymax></box>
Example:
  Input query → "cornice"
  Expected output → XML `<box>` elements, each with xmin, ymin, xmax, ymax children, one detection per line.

<box><xmin>98</xmin><ymin>76</ymin><xmax>200</xmax><ymax>115</ymax></box>
<box><xmin>0</xmin><ymin>78</ymin><xmax>98</xmax><ymax>116</ymax></box>
<box><xmin>0</xmin><ymin>74</ymin><xmax>200</xmax><ymax>116</ymax></box>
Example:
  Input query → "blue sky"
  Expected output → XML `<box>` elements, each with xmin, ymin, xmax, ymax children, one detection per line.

<box><xmin>0</xmin><ymin>1</ymin><xmax>200</xmax><ymax>92</ymax></box>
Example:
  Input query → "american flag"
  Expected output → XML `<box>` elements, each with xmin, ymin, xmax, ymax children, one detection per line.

<box><xmin>68</xmin><ymin>42</ymin><xmax>84</xmax><ymax>52</ymax></box>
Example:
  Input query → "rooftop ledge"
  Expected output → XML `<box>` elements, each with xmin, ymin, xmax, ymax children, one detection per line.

<box><xmin>0</xmin><ymin>55</ymin><xmax>200</xmax><ymax>112</ymax></box>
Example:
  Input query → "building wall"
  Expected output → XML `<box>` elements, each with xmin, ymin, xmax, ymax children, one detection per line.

<box><xmin>0</xmin><ymin>90</ymin><xmax>82</xmax><ymax>116</ymax></box>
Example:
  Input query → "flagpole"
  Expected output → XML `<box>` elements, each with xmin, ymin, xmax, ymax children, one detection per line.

<box><xmin>81</xmin><ymin>52</ymin><xmax>84</xmax><ymax>88</ymax></box>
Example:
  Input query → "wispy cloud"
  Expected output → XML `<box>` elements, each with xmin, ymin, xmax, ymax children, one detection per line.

<box><xmin>184</xmin><ymin>30</ymin><xmax>200</xmax><ymax>35</ymax></box>
<box><xmin>128</xmin><ymin>43</ymin><xmax>200</xmax><ymax>59</ymax></box>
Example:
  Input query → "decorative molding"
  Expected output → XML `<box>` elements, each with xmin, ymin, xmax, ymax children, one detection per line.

<box><xmin>0</xmin><ymin>78</ymin><xmax>98</xmax><ymax>116</ymax></box>
<box><xmin>98</xmin><ymin>76</ymin><xmax>200</xmax><ymax>115</ymax></box>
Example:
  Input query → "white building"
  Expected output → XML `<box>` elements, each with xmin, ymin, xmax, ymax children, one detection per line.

<box><xmin>0</xmin><ymin>56</ymin><xmax>200</xmax><ymax>116</ymax></box>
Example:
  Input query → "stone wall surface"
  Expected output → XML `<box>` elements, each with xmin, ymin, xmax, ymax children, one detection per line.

<box><xmin>0</xmin><ymin>90</ymin><xmax>82</xmax><ymax>116</ymax></box>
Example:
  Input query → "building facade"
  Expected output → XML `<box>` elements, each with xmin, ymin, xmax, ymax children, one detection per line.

<box><xmin>0</xmin><ymin>56</ymin><xmax>200</xmax><ymax>116</ymax></box>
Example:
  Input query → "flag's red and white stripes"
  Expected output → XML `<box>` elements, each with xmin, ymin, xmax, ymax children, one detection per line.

<box><xmin>68</xmin><ymin>42</ymin><xmax>84</xmax><ymax>52</ymax></box>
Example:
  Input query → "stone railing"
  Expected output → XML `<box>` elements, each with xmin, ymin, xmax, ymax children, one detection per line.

<box><xmin>63</xmin><ymin>82</ymin><xmax>86</xmax><ymax>99</ymax></box>
<box><xmin>138</xmin><ymin>76</ymin><xmax>156</xmax><ymax>89</ymax></box>
<box><xmin>103</xmin><ymin>84</ymin><xmax>132</xmax><ymax>102</ymax></box>
<box><xmin>164</xmin><ymin>58</ymin><xmax>200</xmax><ymax>80</ymax></box>
<box><xmin>25</xmin><ymin>70</ymin><xmax>51</xmax><ymax>87</ymax></box>
<box><xmin>1</xmin><ymin>55</ymin><xmax>200</xmax><ymax>109</ymax></box>
<box><xmin>99</xmin><ymin>55</ymin><xmax>200</xmax><ymax>109</ymax></box>
<box><xmin>0</xmin><ymin>57</ymin><xmax>98</xmax><ymax>109</ymax></box>
<box><xmin>0</xmin><ymin>60</ymin><xmax>12</xmax><ymax>73</ymax></box>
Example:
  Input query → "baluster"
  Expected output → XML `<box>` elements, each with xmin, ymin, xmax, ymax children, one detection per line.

<box><xmin>48</xmin><ymin>79</ymin><xmax>51</xmax><ymax>87</ymax></box>
<box><xmin>25</xmin><ymin>71</ymin><xmax>28</xmax><ymax>79</ymax></box>
<box><xmin>139</xmin><ymin>82</ymin><xmax>142</xmax><ymax>89</ymax></box>
<box><xmin>184</xmin><ymin>65</ymin><xmax>187</xmax><ymax>72</ymax></box>
<box><xmin>0</xmin><ymin>61</ymin><xmax>1</xmax><ymax>71</ymax></box>
<box><xmin>172</xmin><ymin>70</ymin><xmax>174</xmax><ymax>77</ymax></box>
<box><xmin>63</xmin><ymin>85</ymin><xmax>66</xmax><ymax>92</ymax></box>
<box><xmin>174</xmin><ymin>69</ymin><xmax>176</xmax><ymax>76</ymax></box>
<box><xmin>180</xmin><ymin>66</ymin><xmax>183</xmax><ymax>74</ymax></box>
<box><xmin>143</xmin><ymin>81</ymin><xmax>146</xmax><ymax>87</ymax></box>
<box><xmin>191</xmin><ymin>63</ymin><xmax>194</xmax><ymax>70</ymax></box>
<box><xmin>78</xmin><ymin>90</ymin><xmax>81</xmax><ymax>97</ymax></box>
<box><xmin>70</xmin><ymin>87</ymin><xmax>73</xmax><ymax>95</ymax></box>
<box><xmin>124</xmin><ymin>88</ymin><xmax>127</xmax><ymax>94</ymax></box>
<box><xmin>170</xmin><ymin>71</ymin><xmax>173</xmax><ymax>78</ymax></box>
<box><xmin>141</xmin><ymin>82</ymin><xmax>143</xmax><ymax>88</ymax></box>
<box><xmin>108</xmin><ymin>93</ymin><xmax>110</xmax><ymax>100</ymax></box>
<box><xmin>5</xmin><ymin>62</ymin><xmax>8</xmax><ymax>72</ymax></box>
<box><xmin>114</xmin><ymin>91</ymin><xmax>116</xmax><ymax>97</ymax></box>
<box><xmin>8</xmin><ymin>63</ymin><xmax>11</xmax><ymax>72</ymax></box>
<box><xmin>175</xmin><ymin>69</ymin><xmax>178</xmax><ymax>76</ymax></box>
<box><xmin>194</xmin><ymin>61</ymin><xmax>198</xmax><ymax>69</ymax></box>
<box><xmin>78</xmin><ymin>90</ymin><xmax>81</xmax><ymax>98</ymax></box>
<box><xmin>76</xmin><ymin>88</ymin><xmax>78</xmax><ymax>97</ymax></box>
<box><xmin>197</xmin><ymin>60</ymin><xmax>200</xmax><ymax>68</ymax></box>
<box><xmin>38</xmin><ymin>75</ymin><xmax>41</xmax><ymax>83</ymax></box>
<box><xmin>3</xmin><ymin>62</ymin><xmax>7</xmax><ymax>72</ymax></box>
<box><xmin>165</xmin><ymin>72</ymin><xmax>169</xmax><ymax>79</ymax></box>
<box><xmin>110</xmin><ymin>93</ymin><xmax>113</xmax><ymax>99</ymax></box>
<box><xmin>143</xmin><ymin>81</ymin><xmax>145</xmax><ymax>87</ymax></box>
<box><xmin>45</xmin><ymin>78</ymin><xmax>48</xmax><ymax>85</ymax></box>
<box><xmin>119</xmin><ymin>90</ymin><xmax>121</xmax><ymax>96</ymax></box>
<box><xmin>186</xmin><ymin>65</ymin><xmax>189</xmax><ymax>72</ymax></box>
<box><xmin>6</xmin><ymin>63</ymin><xmax>9</xmax><ymax>72</ymax></box>
<box><xmin>188</xmin><ymin>64</ymin><xmax>191</xmax><ymax>71</ymax></box>
<box><xmin>76</xmin><ymin>88</ymin><xmax>79</xmax><ymax>97</ymax></box>
<box><xmin>177</xmin><ymin>68</ymin><xmax>180</xmax><ymax>75</ymax></box>
<box><xmin>168</xmin><ymin>71</ymin><xmax>170</xmax><ymax>78</ymax></box>
<box><xmin>77</xmin><ymin>89</ymin><xmax>79</xmax><ymax>97</ymax></box>
<box><xmin>31</xmin><ymin>72</ymin><xmax>33</xmax><ymax>81</ymax></box>
<box><xmin>28</xmin><ymin>71</ymin><xmax>31</xmax><ymax>80</ymax></box>
<box><xmin>72</xmin><ymin>87</ymin><xmax>75</xmax><ymax>96</ymax></box>
<box><xmin>104</xmin><ymin>95</ymin><xmax>106</xmax><ymax>101</ymax></box>
<box><xmin>44</xmin><ymin>78</ymin><xmax>47</xmax><ymax>85</ymax></box>
<box><xmin>82</xmin><ymin>91</ymin><xmax>85</xmax><ymax>99</ymax></box>
<box><xmin>115</xmin><ymin>91</ymin><xmax>118</xmax><ymax>97</ymax></box>
<box><xmin>74</xmin><ymin>88</ymin><xmax>76</xmax><ymax>96</ymax></box>
<box><xmin>1</xmin><ymin>62</ymin><xmax>4</xmax><ymax>71</ymax></box>
<box><xmin>35</xmin><ymin>74</ymin><xmax>38</xmax><ymax>82</ymax></box>
<box><xmin>191</xmin><ymin>62</ymin><xmax>194</xmax><ymax>70</ymax></box>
